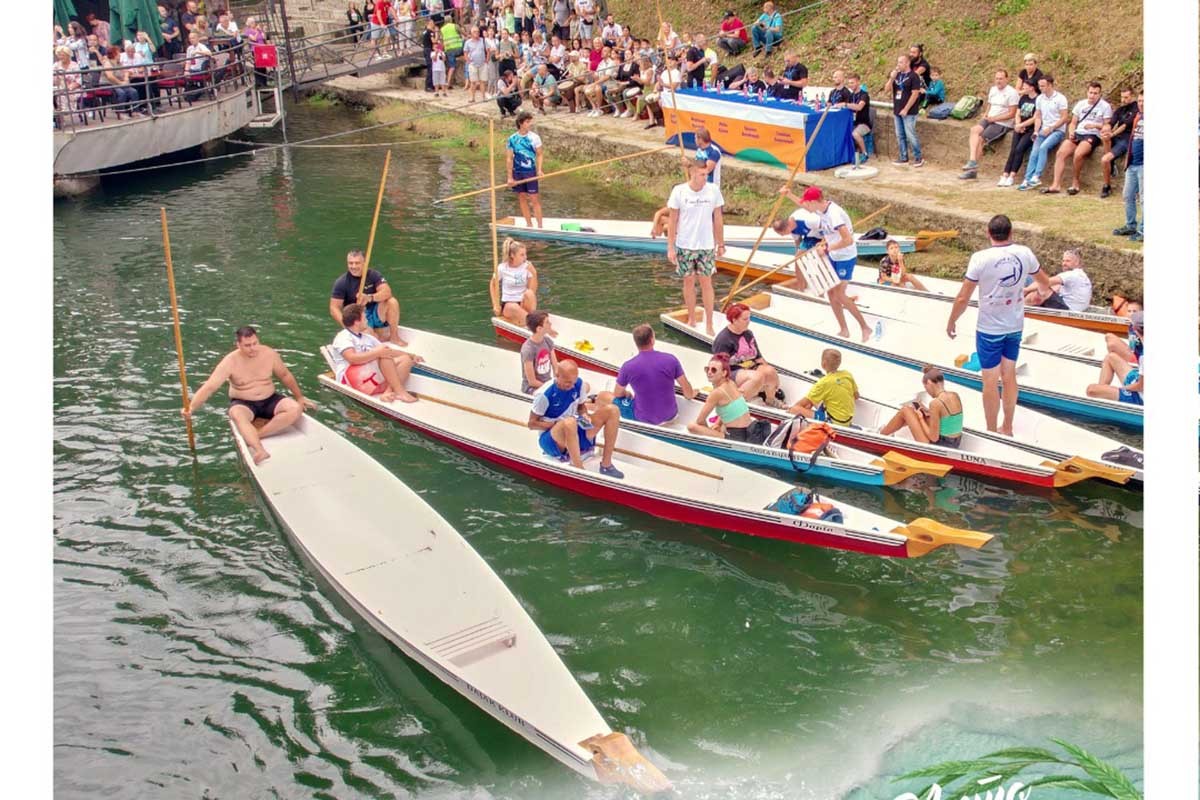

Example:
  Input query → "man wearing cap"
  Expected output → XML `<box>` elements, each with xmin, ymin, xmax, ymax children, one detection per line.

<box><xmin>781</xmin><ymin>186</ymin><xmax>872</xmax><ymax>342</ymax></box>
<box><xmin>947</xmin><ymin>214</ymin><xmax>1053</xmax><ymax>435</ymax></box>
<box><xmin>1023</xmin><ymin>249</ymin><xmax>1092</xmax><ymax>311</ymax></box>
<box><xmin>717</xmin><ymin>10</ymin><xmax>748</xmax><ymax>56</ymax></box>
<box><xmin>667</xmin><ymin>159</ymin><xmax>725</xmax><ymax>337</ymax></box>
<box><xmin>1087</xmin><ymin>310</ymin><xmax>1143</xmax><ymax>406</ymax></box>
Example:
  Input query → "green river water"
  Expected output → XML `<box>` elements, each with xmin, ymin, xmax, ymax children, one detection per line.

<box><xmin>53</xmin><ymin>103</ymin><xmax>1144</xmax><ymax>799</ymax></box>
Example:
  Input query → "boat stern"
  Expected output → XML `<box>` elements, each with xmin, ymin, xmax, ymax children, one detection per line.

<box><xmin>581</xmin><ymin>731</ymin><xmax>672</xmax><ymax>794</ymax></box>
<box><xmin>898</xmin><ymin>517</ymin><xmax>993</xmax><ymax>557</ymax></box>
<box><xmin>872</xmin><ymin>450</ymin><xmax>954</xmax><ymax>485</ymax></box>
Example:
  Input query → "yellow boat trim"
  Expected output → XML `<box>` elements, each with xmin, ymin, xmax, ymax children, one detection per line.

<box><xmin>899</xmin><ymin>517</ymin><xmax>993</xmax><ymax>556</ymax></box>
<box><xmin>873</xmin><ymin>450</ymin><xmax>953</xmax><ymax>485</ymax></box>
<box><xmin>1044</xmin><ymin>455</ymin><xmax>1134</xmax><ymax>487</ymax></box>
<box><xmin>581</xmin><ymin>731</ymin><xmax>673</xmax><ymax>794</ymax></box>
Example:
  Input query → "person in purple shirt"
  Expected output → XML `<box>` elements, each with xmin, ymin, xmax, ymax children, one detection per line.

<box><xmin>613</xmin><ymin>324</ymin><xmax>696</xmax><ymax>424</ymax></box>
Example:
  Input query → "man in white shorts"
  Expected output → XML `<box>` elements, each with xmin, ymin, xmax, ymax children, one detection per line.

<box><xmin>667</xmin><ymin>159</ymin><xmax>725</xmax><ymax>336</ymax></box>
<box><xmin>1024</xmin><ymin>249</ymin><xmax>1093</xmax><ymax>311</ymax></box>
<box><xmin>946</xmin><ymin>214</ymin><xmax>1053</xmax><ymax>435</ymax></box>
<box><xmin>331</xmin><ymin>304</ymin><xmax>423</xmax><ymax>403</ymax></box>
<box><xmin>462</xmin><ymin>26</ymin><xmax>490</xmax><ymax>103</ymax></box>
<box><xmin>960</xmin><ymin>69</ymin><xmax>1019</xmax><ymax>179</ymax></box>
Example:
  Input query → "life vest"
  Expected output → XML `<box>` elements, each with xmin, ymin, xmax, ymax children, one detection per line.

<box><xmin>767</xmin><ymin>487</ymin><xmax>844</xmax><ymax>524</ymax></box>
<box><xmin>800</xmin><ymin>501</ymin><xmax>842</xmax><ymax>522</ymax></box>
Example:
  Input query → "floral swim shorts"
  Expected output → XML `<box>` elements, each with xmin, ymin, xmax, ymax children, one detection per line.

<box><xmin>675</xmin><ymin>247</ymin><xmax>716</xmax><ymax>278</ymax></box>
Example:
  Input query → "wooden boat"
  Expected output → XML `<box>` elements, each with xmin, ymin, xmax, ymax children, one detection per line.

<box><xmin>491</xmin><ymin>314</ymin><xmax>1139</xmax><ymax>487</ymax></box>
<box><xmin>493</xmin><ymin>215</ymin><xmax>936</xmax><ymax>257</ymax></box>
<box><xmin>385</xmin><ymin>325</ymin><xmax>950</xmax><ymax>488</ymax></box>
<box><xmin>772</xmin><ymin>282</ymin><xmax>1106</xmax><ymax>367</ymax></box>
<box><xmin>315</xmin><ymin>365</ymin><xmax>991</xmax><ymax>559</ymax></box>
<box><xmin>729</xmin><ymin>291</ymin><xmax>1141</xmax><ymax>428</ymax></box>
<box><xmin>229</xmin><ymin>415</ymin><xmax>670</xmax><ymax>792</ymax></box>
<box><xmin>716</xmin><ymin>246</ymin><xmax>1130</xmax><ymax>335</ymax></box>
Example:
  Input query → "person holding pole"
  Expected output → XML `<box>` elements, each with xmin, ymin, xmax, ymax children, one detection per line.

<box><xmin>667</xmin><ymin>159</ymin><xmax>725</xmax><ymax>337</ymax></box>
<box><xmin>782</xmin><ymin>186</ymin><xmax>872</xmax><ymax>342</ymax></box>
<box><xmin>184</xmin><ymin>326</ymin><xmax>316</xmax><ymax>464</ymax></box>
<box><xmin>506</xmin><ymin>111</ymin><xmax>545</xmax><ymax>228</ymax></box>
<box><xmin>329</xmin><ymin>249</ymin><xmax>406</xmax><ymax>346</ymax></box>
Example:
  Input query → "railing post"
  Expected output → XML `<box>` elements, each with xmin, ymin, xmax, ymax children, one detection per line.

<box><xmin>277</xmin><ymin>0</ymin><xmax>301</xmax><ymax>101</ymax></box>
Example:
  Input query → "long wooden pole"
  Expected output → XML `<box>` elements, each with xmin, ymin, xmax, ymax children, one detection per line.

<box><xmin>161</xmin><ymin>207</ymin><xmax>196</xmax><ymax>454</ymax></box>
<box><xmin>434</xmin><ymin>145</ymin><xmax>675</xmax><ymax>204</ymax></box>
<box><xmin>488</xmin><ymin>118</ymin><xmax>501</xmax><ymax>315</ymax></box>
<box><xmin>721</xmin><ymin>103</ymin><xmax>833</xmax><ymax>306</ymax></box>
<box><xmin>359</xmin><ymin>149</ymin><xmax>393</xmax><ymax>295</ymax></box>
<box><xmin>853</xmin><ymin>203</ymin><xmax>892</xmax><ymax>230</ymax></box>
<box><xmin>723</xmin><ymin>250</ymin><xmax>809</xmax><ymax>302</ymax></box>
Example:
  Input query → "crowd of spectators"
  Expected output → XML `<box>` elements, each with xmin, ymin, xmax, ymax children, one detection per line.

<box><xmin>53</xmin><ymin>2</ymin><xmax>267</xmax><ymax>127</ymax></box>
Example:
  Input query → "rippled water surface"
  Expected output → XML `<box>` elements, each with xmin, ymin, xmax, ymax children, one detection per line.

<box><xmin>54</xmin><ymin>103</ymin><xmax>1143</xmax><ymax>799</ymax></box>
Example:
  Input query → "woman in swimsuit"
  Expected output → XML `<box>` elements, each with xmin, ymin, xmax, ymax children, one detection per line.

<box><xmin>879</xmin><ymin>365</ymin><xmax>964</xmax><ymax>448</ymax></box>
<box><xmin>492</xmin><ymin>237</ymin><xmax>540</xmax><ymax>325</ymax></box>
<box><xmin>687</xmin><ymin>354</ymin><xmax>761</xmax><ymax>442</ymax></box>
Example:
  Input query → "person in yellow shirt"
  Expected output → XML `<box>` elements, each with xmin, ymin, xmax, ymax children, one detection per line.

<box><xmin>788</xmin><ymin>348</ymin><xmax>858</xmax><ymax>424</ymax></box>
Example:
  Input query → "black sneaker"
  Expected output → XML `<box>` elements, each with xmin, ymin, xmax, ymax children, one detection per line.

<box><xmin>1100</xmin><ymin>184</ymin><xmax>1112</xmax><ymax>198</ymax></box>
<box><xmin>1112</xmin><ymin>224</ymin><xmax>1137</xmax><ymax>236</ymax></box>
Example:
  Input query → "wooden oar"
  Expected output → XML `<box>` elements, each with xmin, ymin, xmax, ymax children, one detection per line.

<box><xmin>160</xmin><ymin>207</ymin><xmax>195</xmax><ymax>454</ymax></box>
<box><xmin>433</xmin><ymin>145</ymin><xmax>675</xmax><ymax>204</ymax></box>
<box><xmin>722</xmin><ymin>103</ymin><xmax>833</xmax><ymax>306</ymax></box>
<box><xmin>411</xmin><ymin>390</ymin><xmax>725</xmax><ymax>481</ymax></box>
<box><xmin>853</xmin><ymin>203</ymin><xmax>892</xmax><ymax>230</ymax></box>
<box><xmin>722</xmin><ymin>250</ymin><xmax>808</xmax><ymax>303</ymax></box>
<box><xmin>359</xmin><ymin>149</ymin><xmax>392</xmax><ymax>296</ymax></box>
<box><xmin>488</xmin><ymin>118</ymin><xmax>501</xmax><ymax>315</ymax></box>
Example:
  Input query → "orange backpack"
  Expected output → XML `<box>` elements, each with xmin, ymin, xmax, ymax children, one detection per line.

<box><xmin>788</xmin><ymin>422</ymin><xmax>835</xmax><ymax>453</ymax></box>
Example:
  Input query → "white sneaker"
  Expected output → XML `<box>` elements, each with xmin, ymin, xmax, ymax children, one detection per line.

<box><xmin>996</xmin><ymin>175</ymin><xmax>1007</xmax><ymax>187</ymax></box>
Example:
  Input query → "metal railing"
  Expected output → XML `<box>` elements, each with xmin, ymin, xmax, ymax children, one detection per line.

<box><xmin>52</xmin><ymin>42</ymin><xmax>261</xmax><ymax>133</ymax></box>
<box><xmin>272</xmin><ymin>23</ymin><xmax>424</xmax><ymax>88</ymax></box>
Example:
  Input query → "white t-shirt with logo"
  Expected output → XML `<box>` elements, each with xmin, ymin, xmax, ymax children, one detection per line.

<box><xmin>331</xmin><ymin>328</ymin><xmax>382</xmax><ymax>382</ymax></box>
<box><xmin>668</xmin><ymin>181</ymin><xmax>724</xmax><ymax>250</ymax></box>
<box><xmin>986</xmin><ymin>84</ymin><xmax>1020</xmax><ymax>128</ymax></box>
<box><xmin>1072</xmin><ymin>98</ymin><xmax>1113</xmax><ymax>135</ymax></box>
<box><xmin>1057</xmin><ymin>268</ymin><xmax>1093</xmax><ymax>311</ymax></box>
<box><xmin>964</xmin><ymin>243</ymin><xmax>1041</xmax><ymax>334</ymax></box>
<box><xmin>1034</xmin><ymin>90</ymin><xmax>1068</xmax><ymax>131</ymax></box>
<box><xmin>815</xmin><ymin>200</ymin><xmax>857</xmax><ymax>262</ymax></box>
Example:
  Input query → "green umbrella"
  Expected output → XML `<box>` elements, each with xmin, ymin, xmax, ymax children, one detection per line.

<box><xmin>53</xmin><ymin>0</ymin><xmax>77</xmax><ymax>30</ymax></box>
<box><xmin>109</xmin><ymin>0</ymin><xmax>163</xmax><ymax>48</ymax></box>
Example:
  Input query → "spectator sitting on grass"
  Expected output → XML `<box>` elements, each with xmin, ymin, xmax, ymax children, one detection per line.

<box><xmin>960</xmin><ymin>69</ymin><xmax>1020</xmax><ymax>179</ymax></box>
<box><xmin>1017</xmin><ymin>74</ymin><xmax>1069</xmax><ymax>190</ymax></box>
<box><xmin>924</xmin><ymin>66</ymin><xmax>945</xmax><ymax>105</ymax></box>
<box><xmin>1018</xmin><ymin>53</ymin><xmax>1043</xmax><ymax>95</ymax></box>
<box><xmin>751</xmin><ymin>1</ymin><xmax>783</xmax><ymax>57</ymax></box>
<box><xmin>717</xmin><ymin>10</ymin><xmax>748</xmax><ymax>56</ymax></box>
<box><xmin>1042</xmin><ymin>80</ymin><xmax>1112</xmax><ymax>195</ymax></box>
<box><xmin>1099</xmin><ymin>87</ymin><xmax>1137</xmax><ymax>198</ymax></box>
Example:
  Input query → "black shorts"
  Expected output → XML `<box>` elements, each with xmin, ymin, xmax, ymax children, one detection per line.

<box><xmin>1039</xmin><ymin>291</ymin><xmax>1070</xmax><ymax>310</ymax></box>
<box><xmin>1072</xmin><ymin>133</ymin><xmax>1102</xmax><ymax>149</ymax></box>
<box><xmin>981</xmin><ymin>122</ymin><xmax>1011</xmax><ymax>145</ymax></box>
<box><xmin>230</xmin><ymin>392</ymin><xmax>285</xmax><ymax>421</ymax></box>
<box><xmin>935</xmin><ymin>434</ymin><xmax>962</xmax><ymax>449</ymax></box>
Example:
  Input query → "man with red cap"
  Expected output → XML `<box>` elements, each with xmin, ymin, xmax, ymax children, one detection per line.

<box><xmin>779</xmin><ymin>185</ymin><xmax>872</xmax><ymax>342</ymax></box>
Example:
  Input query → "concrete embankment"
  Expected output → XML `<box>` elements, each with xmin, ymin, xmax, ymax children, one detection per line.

<box><xmin>315</xmin><ymin>71</ymin><xmax>1143</xmax><ymax>301</ymax></box>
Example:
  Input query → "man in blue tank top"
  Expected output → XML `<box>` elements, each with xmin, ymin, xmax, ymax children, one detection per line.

<box><xmin>528</xmin><ymin>359</ymin><xmax>624</xmax><ymax>478</ymax></box>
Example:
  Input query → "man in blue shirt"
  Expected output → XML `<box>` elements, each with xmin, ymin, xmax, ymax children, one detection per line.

<box><xmin>506</xmin><ymin>111</ymin><xmax>544</xmax><ymax>228</ymax></box>
<box><xmin>751</xmin><ymin>0</ymin><xmax>782</xmax><ymax>56</ymax></box>
<box><xmin>1112</xmin><ymin>92</ymin><xmax>1143</xmax><ymax>242</ymax></box>
<box><xmin>693</xmin><ymin>127</ymin><xmax>722</xmax><ymax>188</ymax></box>
<box><xmin>528</xmin><ymin>360</ymin><xmax>624</xmax><ymax>477</ymax></box>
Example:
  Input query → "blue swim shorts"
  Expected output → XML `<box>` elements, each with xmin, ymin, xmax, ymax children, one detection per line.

<box><xmin>975</xmin><ymin>330</ymin><xmax>1022</xmax><ymax>370</ymax></box>
<box><xmin>538</xmin><ymin>423</ymin><xmax>594</xmax><ymax>460</ymax></box>
<box><xmin>831</xmin><ymin>256</ymin><xmax>857</xmax><ymax>281</ymax></box>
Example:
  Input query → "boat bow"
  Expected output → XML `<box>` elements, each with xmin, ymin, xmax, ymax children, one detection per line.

<box><xmin>581</xmin><ymin>731</ymin><xmax>673</xmax><ymax>793</ymax></box>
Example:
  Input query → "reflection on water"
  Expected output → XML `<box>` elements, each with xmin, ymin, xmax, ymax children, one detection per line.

<box><xmin>54</xmin><ymin>102</ymin><xmax>1142</xmax><ymax>798</ymax></box>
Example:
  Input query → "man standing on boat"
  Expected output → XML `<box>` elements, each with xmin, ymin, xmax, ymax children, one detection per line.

<box><xmin>184</xmin><ymin>326</ymin><xmax>316</xmax><ymax>464</ymax></box>
<box><xmin>667</xmin><ymin>159</ymin><xmax>725</xmax><ymax>337</ymax></box>
<box><xmin>613</xmin><ymin>324</ymin><xmax>696</xmax><ymax>424</ymax></box>
<box><xmin>528</xmin><ymin>359</ymin><xmax>625</xmax><ymax>478</ymax></box>
<box><xmin>507</xmin><ymin>111</ymin><xmax>545</xmax><ymax>229</ymax></box>
<box><xmin>329</xmin><ymin>249</ymin><xmax>406</xmax><ymax>347</ymax></box>
<box><xmin>946</xmin><ymin>214</ymin><xmax>1052</xmax><ymax>436</ymax></box>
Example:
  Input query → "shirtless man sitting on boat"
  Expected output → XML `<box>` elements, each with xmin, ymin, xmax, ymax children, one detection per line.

<box><xmin>330</xmin><ymin>249</ymin><xmax>405</xmax><ymax>346</ymax></box>
<box><xmin>1087</xmin><ymin>310</ymin><xmax>1143</xmax><ymax>406</ymax></box>
<box><xmin>528</xmin><ymin>359</ymin><xmax>625</xmax><ymax>478</ymax></box>
<box><xmin>331</xmin><ymin>303</ymin><xmax>423</xmax><ymax>403</ymax></box>
<box><xmin>185</xmin><ymin>325</ymin><xmax>316</xmax><ymax>464</ymax></box>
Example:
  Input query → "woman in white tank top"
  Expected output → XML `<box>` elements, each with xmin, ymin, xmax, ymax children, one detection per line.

<box><xmin>491</xmin><ymin>238</ymin><xmax>540</xmax><ymax>326</ymax></box>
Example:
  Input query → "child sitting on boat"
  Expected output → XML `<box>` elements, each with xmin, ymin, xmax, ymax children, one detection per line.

<box><xmin>787</xmin><ymin>348</ymin><xmax>858</xmax><ymax>426</ymax></box>
<box><xmin>877</xmin><ymin>238</ymin><xmax>928</xmax><ymax>292</ymax></box>
<box><xmin>330</xmin><ymin>304</ymin><xmax>423</xmax><ymax>404</ymax></box>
